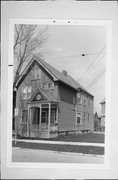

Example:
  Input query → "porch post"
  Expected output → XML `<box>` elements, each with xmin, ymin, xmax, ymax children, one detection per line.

<box><xmin>56</xmin><ymin>104</ymin><xmax>58</xmax><ymax>124</ymax></box>
<box><xmin>27</xmin><ymin>106</ymin><xmax>30</xmax><ymax>137</ymax></box>
<box><xmin>39</xmin><ymin>104</ymin><xmax>42</xmax><ymax>130</ymax></box>
<box><xmin>48</xmin><ymin>103</ymin><xmax>51</xmax><ymax>131</ymax></box>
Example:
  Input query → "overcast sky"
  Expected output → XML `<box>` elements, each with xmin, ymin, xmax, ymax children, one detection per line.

<box><xmin>41</xmin><ymin>25</ymin><xmax>106</xmax><ymax>114</ymax></box>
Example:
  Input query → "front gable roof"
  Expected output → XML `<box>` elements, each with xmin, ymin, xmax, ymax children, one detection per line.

<box><xmin>28</xmin><ymin>88</ymin><xmax>50</xmax><ymax>103</ymax></box>
<box><xmin>15</xmin><ymin>55</ymin><xmax>93</xmax><ymax>97</ymax></box>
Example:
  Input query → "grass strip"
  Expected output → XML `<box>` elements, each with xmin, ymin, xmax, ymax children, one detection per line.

<box><xmin>17</xmin><ymin>132</ymin><xmax>104</xmax><ymax>143</ymax></box>
<box><xmin>12</xmin><ymin>141</ymin><xmax>104</xmax><ymax>155</ymax></box>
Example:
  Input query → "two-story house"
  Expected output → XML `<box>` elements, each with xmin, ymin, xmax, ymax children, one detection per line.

<box><xmin>14</xmin><ymin>55</ymin><xmax>94</xmax><ymax>138</ymax></box>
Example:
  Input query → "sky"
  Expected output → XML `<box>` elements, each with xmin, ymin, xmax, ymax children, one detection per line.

<box><xmin>40</xmin><ymin>25</ymin><xmax>106</xmax><ymax>115</ymax></box>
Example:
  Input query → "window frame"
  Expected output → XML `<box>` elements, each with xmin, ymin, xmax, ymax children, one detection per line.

<box><xmin>83</xmin><ymin>113</ymin><xmax>86</xmax><ymax>124</ymax></box>
<box><xmin>77</xmin><ymin>93</ymin><xmax>82</xmax><ymax>105</ymax></box>
<box><xmin>88</xmin><ymin>113</ymin><xmax>90</xmax><ymax>122</ymax></box>
<box><xmin>76</xmin><ymin>112</ymin><xmax>82</xmax><ymax>125</ymax></box>
<box><xmin>22</xmin><ymin>86</ymin><xmax>32</xmax><ymax>100</ymax></box>
<box><xmin>43</xmin><ymin>82</ymin><xmax>54</xmax><ymax>90</ymax></box>
<box><xmin>32</xmin><ymin>69</ymin><xmax>41</xmax><ymax>80</ymax></box>
<box><xmin>84</xmin><ymin>98</ymin><xmax>87</xmax><ymax>106</ymax></box>
<box><xmin>22</xmin><ymin>109</ymin><xmax>28</xmax><ymax>124</ymax></box>
<box><xmin>50</xmin><ymin>109</ymin><xmax>56</xmax><ymax>124</ymax></box>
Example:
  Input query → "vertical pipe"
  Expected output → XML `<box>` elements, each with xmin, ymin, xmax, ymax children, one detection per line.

<box><xmin>56</xmin><ymin>104</ymin><xmax>58</xmax><ymax>124</ymax></box>
<box><xmin>27</xmin><ymin>107</ymin><xmax>29</xmax><ymax>137</ymax></box>
<box><xmin>39</xmin><ymin>104</ymin><xmax>42</xmax><ymax>131</ymax></box>
<box><xmin>56</xmin><ymin>104</ymin><xmax>58</xmax><ymax>132</ymax></box>
<box><xmin>48</xmin><ymin>103</ymin><xmax>51</xmax><ymax>132</ymax></box>
<box><xmin>28</xmin><ymin>107</ymin><xmax>30</xmax><ymax>137</ymax></box>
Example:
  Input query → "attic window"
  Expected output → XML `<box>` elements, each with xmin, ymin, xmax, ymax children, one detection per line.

<box><xmin>43</xmin><ymin>82</ymin><xmax>54</xmax><ymax>89</ymax></box>
<box><xmin>32</xmin><ymin>69</ymin><xmax>41</xmax><ymax>80</ymax></box>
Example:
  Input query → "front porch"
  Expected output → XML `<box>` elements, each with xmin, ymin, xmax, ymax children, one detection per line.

<box><xmin>21</xmin><ymin>103</ymin><xmax>59</xmax><ymax>138</ymax></box>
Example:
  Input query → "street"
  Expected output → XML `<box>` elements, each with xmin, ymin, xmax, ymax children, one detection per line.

<box><xmin>12</xmin><ymin>147</ymin><xmax>104</xmax><ymax>164</ymax></box>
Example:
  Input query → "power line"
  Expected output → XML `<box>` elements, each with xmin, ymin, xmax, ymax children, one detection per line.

<box><xmin>80</xmin><ymin>53</ymin><xmax>105</xmax><ymax>85</ymax></box>
<box><xmin>87</xmin><ymin>67</ymin><xmax>106</xmax><ymax>89</ymax></box>
<box><xmin>47</xmin><ymin>52</ymin><xmax>99</xmax><ymax>59</ymax></box>
<box><xmin>78</xmin><ymin>45</ymin><xmax>106</xmax><ymax>82</ymax></box>
<box><xmin>86</xmin><ymin>67</ymin><xmax>106</xmax><ymax>89</ymax></box>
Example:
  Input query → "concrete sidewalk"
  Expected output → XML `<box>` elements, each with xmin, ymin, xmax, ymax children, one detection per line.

<box><xmin>12</xmin><ymin>147</ymin><xmax>104</xmax><ymax>163</ymax></box>
<box><xmin>13</xmin><ymin>138</ymin><xmax>104</xmax><ymax>147</ymax></box>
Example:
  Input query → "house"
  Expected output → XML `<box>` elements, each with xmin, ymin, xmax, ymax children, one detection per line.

<box><xmin>94</xmin><ymin>112</ymin><xmax>101</xmax><ymax>132</ymax></box>
<box><xmin>14</xmin><ymin>55</ymin><xmax>94</xmax><ymax>138</ymax></box>
<box><xmin>100</xmin><ymin>98</ymin><xmax>105</xmax><ymax>132</ymax></box>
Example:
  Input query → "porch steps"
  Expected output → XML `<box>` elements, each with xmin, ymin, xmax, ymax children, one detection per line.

<box><xmin>40</xmin><ymin>130</ymin><xmax>50</xmax><ymax>138</ymax></box>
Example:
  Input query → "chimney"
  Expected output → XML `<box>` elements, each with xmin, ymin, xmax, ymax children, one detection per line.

<box><xmin>62</xmin><ymin>70</ymin><xmax>67</xmax><ymax>76</ymax></box>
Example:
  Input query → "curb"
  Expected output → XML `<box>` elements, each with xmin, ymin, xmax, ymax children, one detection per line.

<box><xmin>13</xmin><ymin>147</ymin><xmax>104</xmax><ymax>158</ymax></box>
<box><xmin>12</xmin><ymin>139</ymin><xmax>104</xmax><ymax>147</ymax></box>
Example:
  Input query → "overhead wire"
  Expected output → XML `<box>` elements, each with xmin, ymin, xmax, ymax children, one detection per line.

<box><xmin>86</xmin><ymin>67</ymin><xmax>106</xmax><ymax>89</ymax></box>
<box><xmin>80</xmin><ymin>52</ymin><xmax>106</xmax><ymax>85</ymax></box>
<box><xmin>78</xmin><ymin>45</ymin><xmax>106</xmax><ymax>82</ymax></box>
<box><xmin>47</xmin><ymin>52</ymin><xmax>99</xmax><ymax>59</ymax></box>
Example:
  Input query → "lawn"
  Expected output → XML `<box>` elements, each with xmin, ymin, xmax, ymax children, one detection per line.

<box><xmin>12</xmin><ymin>141</ymin><xmax>104</xmax><ymax>155</ymax></box>
<box><xmin>18</xmin><ymin>132</ymin><xmax>105</xmax><ymax>143</ymax></box>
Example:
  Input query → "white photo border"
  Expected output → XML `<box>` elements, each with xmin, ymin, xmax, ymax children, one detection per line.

<box><xmin>7</xmin><ymin>18</ymin><xmax>112</xmax><ymax>169</ymax></box>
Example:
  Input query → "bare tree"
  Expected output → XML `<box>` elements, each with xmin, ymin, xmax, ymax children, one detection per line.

<box><xmin>14</xmin><ymin>24</ymin><xmax>48</xmax><ymax>87</ymax></box>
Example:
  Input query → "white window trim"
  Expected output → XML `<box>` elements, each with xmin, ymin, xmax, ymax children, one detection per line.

<box><xmin>43</xmin><ymin>82</ymin><xmax>54</xmax><ymax>90</ymax></box>
<box><xmin>77</xmin><ymin>93</ymin><xmax>83</xmax><ymax>105</ymax></box>
<box><xmin>50</xmin><ymin>109</ymin><xmax>56</xmax><ymax>124</ymax></box>
<box><xmin>22</xmin><ymin>86</ymin><xmax>32</xmax><ymax>100</ymax></box>
<box><xmin>76</xmin><ymin>112</ymin><xmax>82</xmax><ymax>125</ymax></box>
<box><xmin>32</xmin><ymin>69</ymin><xmax>41</xmax><ymax>80</ymax></box>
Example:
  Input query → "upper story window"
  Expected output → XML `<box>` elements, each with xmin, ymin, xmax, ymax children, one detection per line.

<box><xmin>88</xmin><ymin>99</ymin><xmax>91</xmax><ymax>106</ymax></box>
<box><xmin>43</xmin><ymin>82</ymin><xmax>54</xmax><ymax>90</ymax></box>
<box><xmin>77</xmin><ymin>92</ymin><xmax>82</xmax><ymax>104</ymax></box>
<box><xmin>22</xmin><ymin>86</ymin><xmax>32</xmax><ymax>100</ymax></box>
<box><xmin>32</xmin><ymin>69</ymin><xmax>41</xmax><ymax>80</ymax></box>
<box><xmin>84</xmin><ymin>98</ymin><xmax>87</xmax><ymax>106</ymax></box>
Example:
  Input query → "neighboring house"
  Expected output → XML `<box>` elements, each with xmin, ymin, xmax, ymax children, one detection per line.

<box><xmin>94</xmin><ymin>112</ymin><xmax>101</xmax><ymax>132</ymax></box>
<box><xmin>100</xmin><ymin>98</ymin><xmax>105</xmax><ymax>132</ymax></box>
<box><xmin>14</xmin><ymin>55</ymin><xmax>94</xmax><ymax>138</ymax></box>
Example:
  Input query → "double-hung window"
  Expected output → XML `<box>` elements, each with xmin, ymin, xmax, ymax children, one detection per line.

<box><xmin>22</xmin><ymin>110</ymin><xmax>28</xmax><ymax>123</ymax></box>
<box><xmin>32</xmin><ymin>69</ymin><xmax>41</xmax><ymax>80</ymax></box>
<box><xmin>76</xmin><ymin>112</ymin><xmax>82</xmax><ymax>125</ymax></box>
<box><xmin>43</xmin><ymin>82</ymin><xmax>54</xmax><ymax>90</ymax></box>
<box><xmin>84</xmin><ymin>98</ymin><xmax>87</xmax><ymax>106</ymax></box>
<box><xmin>77</xmin><ymin>93</ymin><xmax>82</xmax><ymax>104</ymax></box>
<box><xmin>22</xmin><ymin>86</ymin><xmax>32</xmax><ymax>100</ymax></box>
